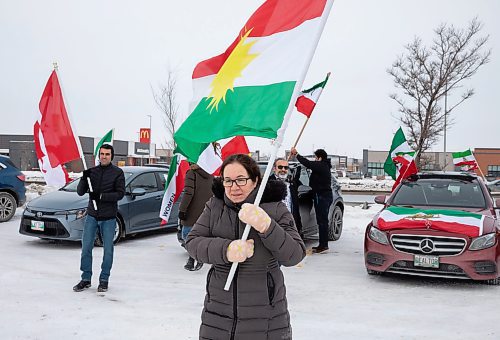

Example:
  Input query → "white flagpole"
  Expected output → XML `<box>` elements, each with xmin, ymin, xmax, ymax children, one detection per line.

<box><xmin>224</xmin><ymin>0</ymin><xmax>335</xmax><ymax>291</ymax></box>
<box><xmin>55</xmin><ymin>63</ymin><xmax>98</xmax><ymax>211</ymax></box>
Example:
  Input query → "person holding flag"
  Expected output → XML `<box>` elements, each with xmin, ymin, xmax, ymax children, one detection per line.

<box><xmin>178</xmin><ymin>163</ymin><xmax>214</xmax><ymax>271</ymax></box>
<box><xmin>290</xmin><ymin>147</ymin><xmax>332</xmax><ymax>253</ymax></box>
<box><xmin>73</xmin><ymin>144</ymin><xmax>125</xmax><ymax>293</ymax></box>
<box><xmin>185</xmin><ymin>154</ymin><xmax>305</xmax><ymax>339</ymax></box>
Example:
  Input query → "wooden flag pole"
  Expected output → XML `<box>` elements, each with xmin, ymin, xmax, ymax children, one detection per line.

<box><xmin>471</xmin><ymin>150</ymin><xmax>487</xmax><ymax>181</ymax></box>
<box><xmin>287</xmin><ymin>117</ymin><xmax>310</xmax><ymax>160</ymax></box>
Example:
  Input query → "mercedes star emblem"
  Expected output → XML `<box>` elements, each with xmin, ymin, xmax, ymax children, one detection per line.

<box><xmin>419</xmin><ymin>239</ymin><xmax>435</xmax><ymax>253</ymax></box>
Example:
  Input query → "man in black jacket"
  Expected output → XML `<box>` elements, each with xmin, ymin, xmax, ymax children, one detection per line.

<box><xmin>73</xmin><ymin>144</ymin><xmax>125</xmax><ymax>292</ymax></box>
<box><xmin>290</xmin><ymin>147</ymin><xmax>332</xmax><ymax>253</ymax></box>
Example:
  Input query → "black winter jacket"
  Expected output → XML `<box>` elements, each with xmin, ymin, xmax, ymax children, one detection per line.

<box><xmin>77</xmin><ymin>164</ymin><xmax>125</xmax><ymax>220</ymax></box>
<box><xmin>296</xmin><ymin>154</ymin><xmax>332</xmax><ymax>194</ymax></box>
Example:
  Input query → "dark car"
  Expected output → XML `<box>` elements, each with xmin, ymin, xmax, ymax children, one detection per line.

<box><xmin>0</xmin><ymin>155</ymin><xmax>26</xmax><ymax>222</ymax></box>
<box><xmin>257</xmin><ymin>161</ymin><xmax>344</xmax><ymax>241</ymax></box>
<box><xmin>19</xmin><ymin>166</ymin><xmax>179</xmax><ymax>243</ymax></box>
<box><xmin>364</xmin><ymin>172</ymin><xmax>500</xmax><ymax>284</ymax></box>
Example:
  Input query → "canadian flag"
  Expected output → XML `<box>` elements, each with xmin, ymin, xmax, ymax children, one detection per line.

<box><xmin>159</xmin><ymin>136</ymin><xmax>250</xmax><ymax>222</ymax></box>
<box><xmin>34</xmin><ymin>70</ymin><xmax>81</xmax><ymax>187</ymax></box>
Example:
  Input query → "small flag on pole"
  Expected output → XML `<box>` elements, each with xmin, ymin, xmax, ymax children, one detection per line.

<box><xmin>295</xmin><ymin>72</ymin><xmax>330</xmax><ymax>118</ymax></box>
<box><xmin>384</xmin><ymin>128</ymin><xmax>418</xmax><ymax>191</ymax></box>
<box><xmin>94</xmin><ymin>129</ymin><xmax>114</xmax><ymax>165</ymax></box>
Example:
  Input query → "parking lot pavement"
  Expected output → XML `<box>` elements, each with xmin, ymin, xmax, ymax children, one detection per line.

<box><xmin>2</xmin><ymin>206</ymin><xmax>499</xmax><ymax>339</ymax></box>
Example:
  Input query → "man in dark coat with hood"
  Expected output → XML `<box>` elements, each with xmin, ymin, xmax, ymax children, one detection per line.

<box><xmin>290</xmin><ymin>147</ymin><xmax>332</xmax><ymax>253</ymax></box>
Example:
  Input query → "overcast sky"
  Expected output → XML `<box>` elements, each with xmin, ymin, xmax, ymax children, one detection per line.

<box><xmin>1</xmin><ymin>0</ymin><xmax>498</xmax><ymax>159</ymax></box>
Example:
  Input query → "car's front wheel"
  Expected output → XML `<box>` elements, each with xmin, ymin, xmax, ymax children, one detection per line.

<box><xmin>0</xmin><ymin>192</ymin><xmax>16</xmax><ymax>223</ymax></box>
<box><xmin>328</xmin><ymin>205</ymin><xmax>343</xmax><ymax>241</ymax></box>
<box><xmin>94</xmin><ymin>218</ymin><xmax>124</xmax><ymax>246</ymax></box>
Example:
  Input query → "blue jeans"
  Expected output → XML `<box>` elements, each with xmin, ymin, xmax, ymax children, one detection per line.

<box><xmin>182</xmin><ymin>226</ymin><xmax>192</xmax><ymax>241</ymax></box>
<box><xmin>314</xmin><ymin>191</ymin><xmax>333</xmax><ymax>247</ymax></box>
<box><xmin>80</xmin><ymin>215</ymin><xmax>116</xmax><ymax>282</ymax></box>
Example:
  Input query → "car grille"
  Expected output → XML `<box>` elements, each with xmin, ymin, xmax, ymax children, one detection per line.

<box><xmin>20</xmin><ymin>217</ymin><xmax>70</xmax><ymax>238</ymax></box>
<box><xmin>390</xmin><ymin>234</ymin><xmax>466</xmax><ymax>256</ymax></box>
<box><xmin>388</xmin><ymin>260</ymin><xmax>469</xmax><ymax>279</ymax></box>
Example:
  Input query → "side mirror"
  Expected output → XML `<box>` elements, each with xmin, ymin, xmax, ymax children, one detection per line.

<box><xmin>131</xmin><ymin>187</ymin><xmax>146</xmax><ymax>198</ymax></box>
<box><xmin>374</xmin><ymin>195</ymin><xmax>386</xmax><ymax>205</ymax></box>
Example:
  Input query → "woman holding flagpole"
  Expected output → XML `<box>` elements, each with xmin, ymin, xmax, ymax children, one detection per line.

<box><xmin>186</xmin><ymin>154</ymin><xmax>305</xmax><ymax>339</ymax></box>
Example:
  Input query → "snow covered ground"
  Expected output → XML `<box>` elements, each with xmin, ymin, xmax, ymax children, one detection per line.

<box><xmin>1</xmin><ymin>199</ymin><xmax>499</xmax><ymax>339</ymax></box>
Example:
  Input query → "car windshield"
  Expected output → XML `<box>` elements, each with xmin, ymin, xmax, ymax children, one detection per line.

<box><xmin>60</xmin><ymin>172</ymin><xmax>134</xmax><ymax>192</ymax></box>
<box><xmin>392</xmin><ymin>178</ymin><xmax>486</xmax><ymax>208</ymax></box>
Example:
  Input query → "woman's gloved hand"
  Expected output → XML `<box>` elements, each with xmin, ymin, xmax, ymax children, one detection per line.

<box><xmin>238</xmin><ymin>203</ymin><xmax>271</xmax><ymax>234</ymax></box>
<box><xmin>227</xmin><ymin>239</ymin><xmax>254</xmax><ymax>263</ymax></box>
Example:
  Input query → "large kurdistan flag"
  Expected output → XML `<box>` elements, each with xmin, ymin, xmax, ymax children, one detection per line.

<box><xmin>174</xmin><ymin>0</ymin><xmax>332</xmax><ymax>162</ymax></box>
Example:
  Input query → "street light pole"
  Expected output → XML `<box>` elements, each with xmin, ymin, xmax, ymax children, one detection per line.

<box><xmin>443</xmin><ymin>82</ymin><xmax>448</xmax><ymax>170</ymax></box>
<box><xmin>147</xmin><ymin>114</ymin><xmax>152</xmax><ymax>165</ymax></box>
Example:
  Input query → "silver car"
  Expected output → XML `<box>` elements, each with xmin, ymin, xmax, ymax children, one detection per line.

<box><xmin>19</xmin><ymin>166</ymin><xmax>179</xmax><ymax>244</ymax></box>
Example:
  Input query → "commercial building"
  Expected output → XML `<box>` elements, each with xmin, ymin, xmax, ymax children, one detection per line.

<box><xmin>0</xmin><ymin>134</ymin><xmax>157</xmax><ymax>171</ymax></box>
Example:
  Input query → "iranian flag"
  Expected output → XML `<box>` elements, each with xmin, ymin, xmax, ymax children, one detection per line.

<box><xmin>452</xmin><ymin>149</ymin><xmax>478</xmax><ymax>171</ymax></box>
<box><xmin>159</xmin><ymin>154</ymin><xmax>190</xmax><ymax>222</ymax></box>
<box><xmin>383</xmin><ymin>128</ymin><xmax>418</xmax><ymax>191</ymax></box>
<box><xmin>34</xmin><ymin>70</ymin><xmax>81</xmax><ymax>187</ymax></box>
<box><xmin>159</xmin><ymin>136</ymin><xmax>250</xmax><ymax>222</ymax></box>
<box><xmin>197</xmin><ymin>136</ymin><xmax>250</xmax><ymax>175</ymax></box>
<box><xmin>295</xmin><ymin>72</ymin><xmax>330</xmax><ymax>118</ymax></box>
<box><xmin>174</xmin><ymin>0</ymin><xmax>332</xmax><ymax>162</ymax></box>
<box><xmin>378</xmin><ymin>206</ymin><xmax>485</xmax><ymax>237</ymax></box>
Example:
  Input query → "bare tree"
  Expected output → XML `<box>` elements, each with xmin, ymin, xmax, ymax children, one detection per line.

<box><xmin>152</xmin><ymin>69</ymin><xmax>179</xmax><ymax>150</ymax></box>
<box><xmin>388</xmin><ymin>18</ymin><xmax>490</xmax><ymax>166</ymax></box>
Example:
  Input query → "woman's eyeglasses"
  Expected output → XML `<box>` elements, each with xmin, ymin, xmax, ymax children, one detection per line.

<box><xmin>222</xmin><ymin>177</ymin><xmax>251</xmax><ymax>187</ymax></box>
<box><xmin>277</xmin><ymin>165</ymin><xmax>289</xmax><ymax>170</ymax></box>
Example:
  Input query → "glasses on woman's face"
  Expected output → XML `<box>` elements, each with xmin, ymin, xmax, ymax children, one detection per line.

<box><xmin>222</xmin><ymin>177</ymin><xmax>251</xmax><ymax>187</ymax></box>
<box><xmin>277</xmin><ymin>165</ymin><xmax>289</xmax><ymax>170</ymax></box>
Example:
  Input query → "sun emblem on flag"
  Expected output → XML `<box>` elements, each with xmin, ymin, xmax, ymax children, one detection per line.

<box><xmin>207</xmin><ymin>28</ymin><xmax>258</xmax><ymax>112</ymax></box>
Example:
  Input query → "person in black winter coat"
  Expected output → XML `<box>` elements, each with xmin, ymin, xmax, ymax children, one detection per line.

<box><xmin>73</xmin><ymin>144</ymin><xmax>125</xmax><ymax>293</ymax></box>
<box><xmin>290</xmin><ymin>147</ymin><xmax>332</xmax><ymax>253</ymax></box>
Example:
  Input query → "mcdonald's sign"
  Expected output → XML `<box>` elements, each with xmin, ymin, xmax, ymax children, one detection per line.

<box><xmin>140</xmin><ymin>128</ymin><xmax>151</xmax><ymax>144</ymax></box>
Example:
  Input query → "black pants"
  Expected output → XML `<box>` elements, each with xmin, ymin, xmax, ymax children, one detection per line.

<box><xmin>314</xmin><ymin>191</ymin><xmax>333</xmax><ymax>247</ymax></box>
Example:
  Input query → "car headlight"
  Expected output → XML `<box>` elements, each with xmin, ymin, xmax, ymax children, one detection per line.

<box><xmin>469</xmin><ymin>233</ymin><xmax>496</xmax><ymax>251</ymax></box>
<box><xmin>54</xmin><ymin>208</ymin><xmax>87</xmax><ymax>220</ymax></box>
<box><xmin>369</xmin><ymin>226</ymin><xmax>389</xmax><ymax>245</ymax></box>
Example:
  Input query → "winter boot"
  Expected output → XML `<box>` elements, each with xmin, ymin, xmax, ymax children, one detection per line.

<box><xmin>97</xmin><ymin>281</ymin><xmax>108</xmax><ymax>292</ymax></box>
<box><xmin>73</xmin><ymin>280</ymin><xmax>91</xmax><ymax>292</ymax></box>
<box><xmin>184</xmin><ymin>257</ymin><xmax>195</xmax><ymax>271</ymax></box>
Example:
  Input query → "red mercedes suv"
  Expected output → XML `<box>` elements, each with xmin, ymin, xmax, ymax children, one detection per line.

<box><xmin>364</xmin><ymin>172</ymin><xmax>500</xmax><ymax>285</ymax></box>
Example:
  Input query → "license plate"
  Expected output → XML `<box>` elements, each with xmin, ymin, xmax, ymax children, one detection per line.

<box><xmin>414</xmin><ymin>255</ymin><xmax>439</xmax><ymax>268</ymax></box>
<box><xmin>31</xmin><ymin>220</ymin><xmax>45</xmax><ymax>231</ymax></box>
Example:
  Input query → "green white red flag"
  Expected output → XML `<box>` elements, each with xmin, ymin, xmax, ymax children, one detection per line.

<box><xmin>34</xmin><ymin>70</ymin><xmax>80</xmax><ymax>187</ymax></box>
<box><xmin>452</xmin><ymin>149</ymin><xmax>478</xmax><ymax>171</ymax></box>
<box><xmin>377</xmin><ymin>206</ymin><xmax>485</xmax><ymax>237</ymax></box>
<box><xmin>295</xmin><ymin>73</ymin><xmax>330</xmax><ymax>118</ymax></box>
<box><xmin>383</xmin><ymin>128</ymin><xmax>418</xmax><ymax>191</ymax></box>
<box><xmin>94</xmin><ymin>129</ymin><xmax>114</xmax><ymax>166</ymax></box>
<box><xmin>159</xmin><ymin>136</ymin><xmax>250</xmax><ymax>223</ymax></box>
<box><xmin>174</xmin><ymin>0</ymin><xmax>331</xmax><ymax>163</ymax></box>
<box><xmin>159</xmin><ymin>154</ymin><xmax>190</xmax><ymax>222</ymax></box>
